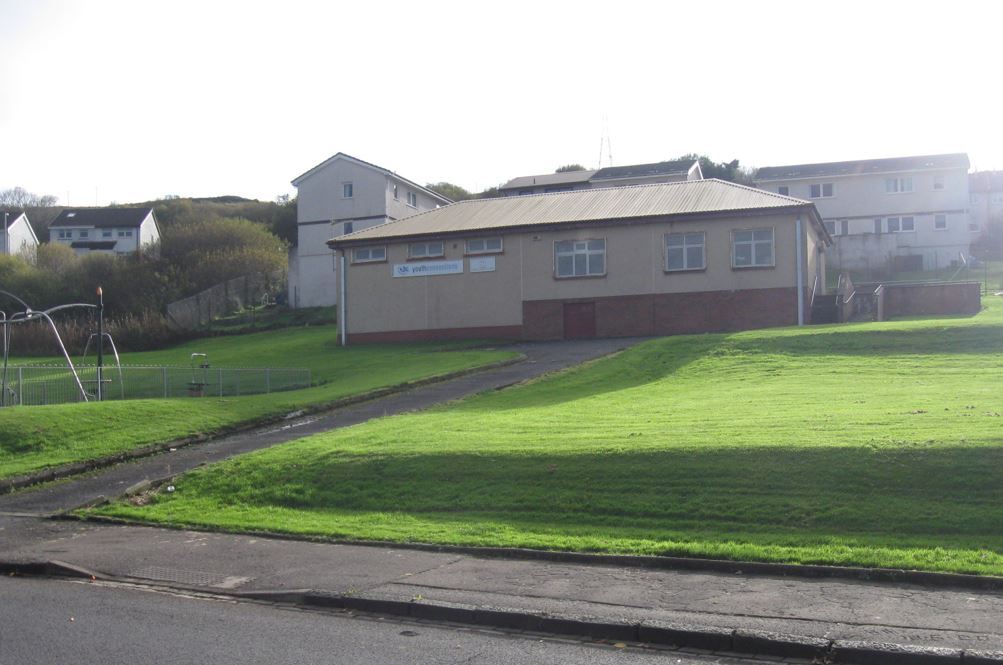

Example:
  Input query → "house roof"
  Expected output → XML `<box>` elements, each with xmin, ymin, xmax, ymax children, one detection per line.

<box><xmin>969</xmin><ymin>170</ymin><xmax>1003</xmax><ymax>193</ymax></box>
<box><xmin>592</xmin><ymin>159</ymin><xmax>698</xmax><ymax>181</ymax></box>
<box><xmin>290</xmin><ymin>152</ymin><xmax>453</xmax><ymax>204</ymax></box>
<box><xmin>755</xmin><ymin>153</ymin><xmax>971</xmax><ymax>182</ymax></box>
<box><xmin>330</xmin><ymin>179</ymin><xmax>828</xmax><ymax>246</ymax></box>
<box><xmin>49</xmin><ymin>207</ymin><xmax>154</xmax><ymax>229</ymax></box>
<box><xmin>3</xmin><ymin>212</ymin><xmax>39</xmax><ymax>244</ymax></box>
<box><xmin>499</xmin><ymin>170</ymin><xmax>597</xmax><ymax>191</ymax></box>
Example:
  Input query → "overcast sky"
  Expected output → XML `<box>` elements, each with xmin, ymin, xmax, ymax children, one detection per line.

<box><xmin>1</xmin><ymin>0</ymin><xmax>999</xmax><ymax>206</ymax></box>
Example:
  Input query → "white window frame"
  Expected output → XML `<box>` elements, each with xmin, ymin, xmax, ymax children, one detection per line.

<box><xmin>665</xmin><ymin>232</ymin><xmax>706</xmax><ymax>272</ymax></box>
<box><xmin>351</xmin><ymin>246</ymin><xmax>387</xmax><ymax>264</ymax></box>
<box><xmin>102</xmin><ymin>230</ymin><xmax>112</xmax><ymax>238</ymax></box>
<box><xmin>392</xmin><ymin>184</ymin><xmax>399</xmax><ymax>200</ymax></box>
<box><xmin>885</xmin><ymin>177</ymin><xmax>914</xmax><ymax>194</ymax></box>
<box><xmin>408</xmin><ymin>241</ymin><xmax>444</xmax><ymax>259</ymax></box>
<box><xmin>406</xmin><ymin>191</ymin><xmax>418</xmax><ymax>207</ymax></box>
<box><xmin>343</xmin><ymin>182</ymin><xmax>354</xmax><ymax>199</ymax></box>
<box><xmin>809</xmin><ymin>183</ymin><xmax>834</xmax><ymax>199</ymax></box>
<box><xmin>873</xmin><ymin>218</ymin><xmax>883</xmax><ymax>234</ymax></box>
<box><xmin>933</xmin><ymin>175</ymin><xmax>945</xmax><ymax>191</ymax></box>
<box><xmin>886</xmin><ymin>216</ymin><xmax>915</xmax><ymax>233</ymax></box>
<box><xmin>343</xmin><ymin>221</ymin><xmax>354</xmax><ymax>235</ymax></box>
<box><xmin>465</xmin><ymin>237</ymin><xmax>503</xmax><ymax>255</ymax></box>
<box><xmin>79</xmin><ymin>230</ymin><xmax>89</xmax><ymax>238</ymax></box>
<box><xmin>554</xmin><ymin>238</ymin><xmax>606</xmax><ymax>279</ymax></box>
<box><xmin>732</xmin><ymin>228</ymin><xmax>775</xmax><ymax>268</ymax></box>
<box><xmin>934</xmin><ymin>214</ymin><xmax>948</xmax><ymax>231</ymax></box>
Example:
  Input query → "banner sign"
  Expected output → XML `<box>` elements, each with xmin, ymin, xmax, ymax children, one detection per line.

<box><xmin>392</xmin><ymin>260</ymin><xmax>463</xmax><ymax>278</ymax></box>
<box><xmin>469</xmin><ymin>256</ymin><xmax>496</xmax><ymax>273</ymax></box>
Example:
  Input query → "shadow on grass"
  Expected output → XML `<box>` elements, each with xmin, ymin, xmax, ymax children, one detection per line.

<box><xmin>182</xmin><ymin>444</ymin><xmax>1003</xmax><ymax>546</ymax></box>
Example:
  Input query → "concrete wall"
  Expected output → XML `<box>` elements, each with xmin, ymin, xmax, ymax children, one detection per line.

<box><xmin>880</xmin><ymin>281</ymin><xmax>981</xmax><ymax>318</ymax></box>
<box><xmin>342</xmin><ymin>211</ymin><xmax>822</xmax><ymax>340</ymax></box>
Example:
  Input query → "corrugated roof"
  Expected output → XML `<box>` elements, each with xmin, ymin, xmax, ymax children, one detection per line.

<box><xmin>49</xmin><ymin>207</ymin><xmax>154</xmax><ymax>229</ymax></box>
<box><xmin>592</xmin><ymin>159</ymin><xmax>696</xmax><ymax>180</ymax></box>
<box><xmin>755</xmin><ymin>153</ymin><xmax>970</xmax><ymax>181</ymax></box>
<box><xmin>330</xmin><ymin>179</ymin><xmax>824</xmax><ymax>245</ymax></box>
<box><xmin>499</xmin><ymin>170</ymin><xmax>597</xmax><ymax>191</ymax></box>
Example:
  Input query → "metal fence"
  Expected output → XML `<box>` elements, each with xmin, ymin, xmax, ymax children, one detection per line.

<box><xmin>0</xmin><ymin>364</ymin><xmax>312</xmax><ymax>407</ymax></box>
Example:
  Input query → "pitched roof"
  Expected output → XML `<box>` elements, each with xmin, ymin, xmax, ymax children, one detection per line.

<box><xmin>49</xmin><ymin>207</ymin><xmax>154</xmax><ymax>229</ymax></box>
<box><xmin>3</xmin><ymin>212</ymin><xmax>39</xmax><ymax>244</ymax></box>
<box><xmin>755</xmin><ymin>153</ymin><xmax>970</xmax><ymax>181</ymax></box>
<box><xmin>592</xmin><ymin>159</ymin><xmax>697</xmax><ymax>181</ymax></box>
<box><xmin>969</xmin><ymin>170</ymin><xmax>1003</xmax><ymax>193</ymax></box>
<box><xmin>499</xmin><ymin>170</ymin><xmax>597</xmax><ymax>191</ymax></box>
<box><xmin>330</xmin><ymin>179</ymin><xmax>826</xmax><ymax>246</ymax></box>
<box><xmin>290</xmin><ymin>152</ymin><xmax>453</xmax><ymax>204</ymax></box>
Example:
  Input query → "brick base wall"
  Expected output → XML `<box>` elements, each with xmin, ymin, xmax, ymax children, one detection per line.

<box><xmin>522</xmin><ymin>287</ymin><xmax>799</xmax><ymax>341</ymax></box>
<box><xmin>882</xmin><ymin>282</ymin><xmax>981</xmax><ymax>318</ymax></box>
<box><xmin>347</xmin><ymin>325</ymin><xmax>524</xmax><ymax>344</ymax></box>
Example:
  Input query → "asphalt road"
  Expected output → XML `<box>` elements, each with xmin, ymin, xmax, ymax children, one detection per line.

<box><xmin>0</xmin><ymin>577</ymin><xmax>768</xmax><ymax>665</ymax></box>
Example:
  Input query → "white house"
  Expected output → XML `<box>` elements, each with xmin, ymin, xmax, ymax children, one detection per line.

<box><xmin>48</xmin><ymin>207</ymin><xmax>160</xmax><ymax>256</ymax></box>
<box><xmin>755</xmin><ymin>153</ymin><xmax>972</xmax><ymax>274</ymax></box>
<box><xmin>1</xmin><ymin>212</ymin><xmax>39</xmax><ymax>257</ymax></box>
<box><xmin>498</xmin><ymin>159</ymin><xmax>703</xmax><ymax>197</ymax></box>
<box><xmin>289</xmin><ymin>152</ymin><xmax>452</xmax><ymax>308</ymax></box>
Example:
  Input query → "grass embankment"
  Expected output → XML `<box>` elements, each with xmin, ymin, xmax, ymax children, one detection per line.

<box><xmin>0</xmin><ymin>327</ymin><xmax>518</xmax><ymax>481</ymax></box>
<box><xmin>95</xmin><ymin>299</ymin><xmax>1003</xmax><ymax>575</ymax></box>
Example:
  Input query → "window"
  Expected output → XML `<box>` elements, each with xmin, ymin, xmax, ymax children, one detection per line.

<box><xmin>409</xmin><ymin>241</ymin><xmax>444</xmax><ymax>258</ymax></box>
<box><xmin>824</xmin><ymin>221</ymin><xmax>836</xmax><ymax>236</ymax></box>
<box><xmin>825</xmin><ymin>220</ymin><xmax>849</xmax><ymax>236</ymax></box>
<box><xmin>406</xmin><ymin>191</ymin><xmax>418</xmax><ymax>207</ymax></box>
<box><xmin>465</xmin><ymin>237</ymin><xmax>503</xmax><ymax>254</ymax></box>
<box><xmin>102</xmin><ymin>230</ymin><xmax>112</xmax><ymax>238</ymax></box>
<box><xmin>732</xmin><ymin>228</ymin><xmax>774</xmax><ymax>268</ymax></box>
<box><xmin>555</xmin><ymin>239</ymin><xmax>605</xmax><ymax>278</ymax></box>
<box><xmin>79</xmin><ymin>230</ymin><xmax>89</xmax><ymax>238</ymax></box>
<box><xmin>58</xmin><ymin>230</ymin><xmax>70</xmax><ymax>239</ymax></box>
<box><xmin>778</xmin><ymin>186</ymin><xmax>789</xmax><ymax>196</ymax></box>
<box><xmin>343</xmin><ymin>182</ymin><xmax>353</xmax><ymax>198</ymax></box>
<box><xmin>393</xmin><ymin>184</ymin><xmax>399</xmax><ymax>200</ymax></box>
<box><xmin>809</xmin><ymin>183</ymin><xmax>834</xmax><ymax>198</ymax></box>
<box><xmin>935</xmin><ymin>214</ymin><xmax>947</xmax><ymax>230</ymax></box>
<box><xmin>992</xmin><ymin>192</ymin><xmax>1003</xmax><ymax>204</ymax></box>
<box><xmin>874</xmin><ymin>218</ymin><xmax>883</xmax><ymax>234</ymax></box>
<box><xmin>933</xmin><ymin>175</ymin><xmax>945</xmax><ymax>190</ymax></box>
<box><xmin>352</xmin><ymin>246</ymin><xmax>386</xmax><ymax>263</ymax></box>
<box><xmin>544</xmin><ymin>185</ymin><xmax>574</xmax><ymax>193</ymax></box>
<box><xmin>885</xmin><ymin>177</ymin><xmax>913</xmax><ymax>193</ymax></box>
<box><xmin>118</xmin><ymin>230</ymin><xmax>133</xmax><ymax>238</ymax></box>
<box><xmin>343</xmin><ymin>221</ymin><xmax>354</xmax><ymax>234</ymax></box>
<box><xmin>886</xmin><ymin>216</ymin><xmax>915</xmax><ymax>233</ymax></box>
<box><xmin>518</xmin><ymin>189</ymin><xmax>535</xmax><ymax>196</ymax></box>
<box><xmin>665</xmin><ymin>232</ymin><xmax>705</xmax><ymax>271</ymax></box>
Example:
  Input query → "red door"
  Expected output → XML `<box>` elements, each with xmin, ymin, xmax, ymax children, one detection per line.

<box><xmin>563</xmin><ymin>302</ymin><xmax>596</xmax><ymax>339</ymax></box>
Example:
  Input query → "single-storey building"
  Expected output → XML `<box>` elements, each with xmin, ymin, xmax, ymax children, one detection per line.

<box><xmin>2</xmin><ymin>212</ymin><xmax>39</xmax><ymax>257</ymax></box>
<box><xmin>328</xmin><ymin>179</ymin><xmax>831</xmax><ymax>344</ymax></box>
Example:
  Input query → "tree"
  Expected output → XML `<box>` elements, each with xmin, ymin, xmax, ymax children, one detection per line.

<box><xmin>0</xmin><ymin>187</ymin><xmax>58</xmax><ymax>208</ymax></box>
<box><xmin>555</xmin><ymin>164</ymin><xmax>587</xmax><ymax>173</ymax></box>
<box><xmin>425</xmin><ymin>182</ymin><xmax>474</xmax><ymax>202</ymax></box>
<box><xmin>675</xmin><ymin>154</ymin><xmax>755</xmax><ymax>185</ymax></box>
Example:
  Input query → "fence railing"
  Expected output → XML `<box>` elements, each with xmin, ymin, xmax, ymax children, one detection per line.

<box><xmin>0</xmin><ymin>364</ymin><xmax>312</xmax><ymax>407</ymax></box>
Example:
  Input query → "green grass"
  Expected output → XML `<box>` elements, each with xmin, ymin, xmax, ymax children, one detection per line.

<box><xmin>94</xmin><ymin>298</ymin><xmax>1003</xmax><ymax>575</ymax></box>
<box><xmin>202</xmin><ymin>305</ymin><xmax>337</xmax><ymax>333</ymax></box>
<box><xmin>0</xmin><ymin>326</ymin><xmax>518</xmax><ymax>480</ymax></box>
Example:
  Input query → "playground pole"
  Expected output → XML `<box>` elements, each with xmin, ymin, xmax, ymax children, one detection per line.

<box><xmin>96</xmin><ymin>286</ymin><xmax>104</xmax><ymax>402</ymax></box>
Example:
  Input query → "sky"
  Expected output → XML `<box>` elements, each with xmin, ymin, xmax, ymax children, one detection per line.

<box><xmin>1</xmin><ymin>0</ymin><xmax>1001</xmax><ymax>206</ymax></box>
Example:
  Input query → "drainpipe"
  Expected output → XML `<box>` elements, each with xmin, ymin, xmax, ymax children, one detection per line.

<box><xmin>795</xmin><ymin>217</ymin><xmax>805</xmax><ymax>326</ymax></box>
<box><xmin>339</xmin><ymin>249</ymin><xmax>348</xmax><ymax>347</ymax></box>
<box><xmin>2</xmin><ymin>212</ymin><xmax>8</xmax><ymax>256</ymax></box>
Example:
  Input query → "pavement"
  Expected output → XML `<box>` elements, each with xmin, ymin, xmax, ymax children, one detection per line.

<box><xmin>3</xmin><ymin>337</ymin><xmax>1003</xmax><ymax>664</ymax></box>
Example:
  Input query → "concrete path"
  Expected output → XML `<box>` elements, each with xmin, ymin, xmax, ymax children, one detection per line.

<box><xmin>3</xmin><ymin>520</ymin><xmax>1003</xmax><ymax>661</ymax></box>
<box><xmin>0</xmin><ymin>338</ymin><xmax>637</xmax><ymax>516</ymax></box>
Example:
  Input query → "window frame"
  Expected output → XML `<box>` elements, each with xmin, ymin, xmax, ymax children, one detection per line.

<box><xmin>554</xmin><ymin>238</ymin><xmax>607</xmax><ymax>279</ymax></box>
<box><xmin>886</xmin><ymin>216</ymin><xmax>915</xmax><ymax>233</ymax></box>
<box><xmin>406</xmin><ymin>191</ymin><xmax>418</xmax><ymax>207</ymax></box>
<box><xmin>777</xmin><ymin>186</ymin><xmax>789</xmax><ymax>196</ymax></box>
<box><xmin>465</xmin><ymin>237</ymin><xmax>504</xmax><ymax>255</ymax></box>
<box><xmin>933</xmin><ymin>175</ymin><xmax>945</xmax><ymax>191</ymax></box>
<box><xmin>392</xmin><ymin>184</ymin><xmax>399</xmax><ymax>200</ymax></box>
<box><xmin>351</xmin><ymin>246</ymin><xmax>387</xmax><ymax>264</ymax></box>
<box><xmin>885</xmin><ymin>177</ymin><xmax>914</xmax><ymax>194</ymax></box>
<box><xmin>664</xmin><ymin>232</ymin><xmax>706</xmax><ymax>272</ymax></box>
<box><xmin>934</xmin><ymin>214</ymin><xmax>948</xmax><ymax>231</ymax></box>
<box><xmin>408</xmin><ymin>240</ymin><xmax>445</xmax><ymax>259</ymax></box>
<box><xmin>809</xmin><ymin>183</ymin><xmax>834</xmax><ymax>199</ymax></box>
<box><xmin>343</xmin><ymin>221</ymin><xmax>354</xmax><ymax>235</ymax></box>
<box><xmin>343</xmin><ymin>182</ymin><xmax>354</xmax><ymax>198</ymax></box>
<box><xmin>731</xmin><ymin>227</ymin><xmax>775</xmax><ymax>269</ymax></box>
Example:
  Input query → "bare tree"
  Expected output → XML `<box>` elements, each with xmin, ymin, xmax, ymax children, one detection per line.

<box><xmin>0</xmin><ymin>187</ymin><xmax>58</xmax><ymax>208</ymax></box>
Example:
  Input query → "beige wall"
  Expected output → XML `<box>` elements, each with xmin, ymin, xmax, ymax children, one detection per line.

<box><xmin>343</xmin><ymin>211</ymin><xmax>822</xmax><ymax>335</ymax></box>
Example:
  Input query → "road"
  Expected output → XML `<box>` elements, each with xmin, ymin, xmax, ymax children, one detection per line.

<box><xmin>0</xmin><ymin>577</ymin><xmax>765</xmax><ymax>665</ymax></box>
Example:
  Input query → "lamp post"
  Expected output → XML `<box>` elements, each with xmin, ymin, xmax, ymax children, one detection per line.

<box><xmin>96</xmin><ymin>286</ymin><xmax>104</xmax><ymax>401</ymax></box>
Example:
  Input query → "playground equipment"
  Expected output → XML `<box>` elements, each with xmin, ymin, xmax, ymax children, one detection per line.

<box><xmin>0</xmin><ymin>286</ymin><xmax>118</xmax><ymax>406</ymax></box>
<box><xmin>188</xmin><ymin>352</ymin><xmax>212</xmax><ymax>397</ymax></box>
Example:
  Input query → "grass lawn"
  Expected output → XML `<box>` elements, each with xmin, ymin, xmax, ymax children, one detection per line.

<box><xmin>94</xmin><ymin>298</ymin><xmax>1003</xmax><ymax>575</ymax></box>
<box><xmin>0</xmin><ymin>326</ymin><xmax>519</xmax><ymax>481</ymax></box>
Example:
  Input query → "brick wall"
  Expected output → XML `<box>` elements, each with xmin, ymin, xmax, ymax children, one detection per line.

<box><xmin>881</xmin><ymin>282</ymin><xmax>981</xmax><ymax>318</ymax></box>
